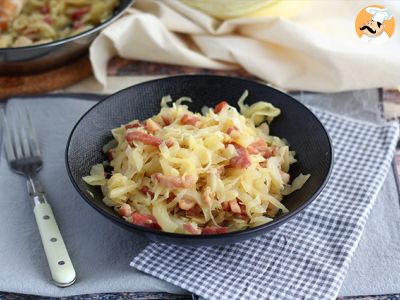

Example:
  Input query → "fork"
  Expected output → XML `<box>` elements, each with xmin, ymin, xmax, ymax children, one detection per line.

<box><xmin>0</xmin><ymin>107</ymin><xmax>76</xmax><ymax>287</ymax></box>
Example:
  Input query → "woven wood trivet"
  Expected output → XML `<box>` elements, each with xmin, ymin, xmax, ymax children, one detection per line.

<box><xmin>0</xmin><ymin>55</ymin><xmax>92</xmax><ymax>100</ymax></box>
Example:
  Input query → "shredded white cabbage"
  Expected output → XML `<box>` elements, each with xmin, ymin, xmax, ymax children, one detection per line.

<box><xmin>83</xmin><ymin>91</ymin><xmax>310</xmax><ymax>234</ymax></box>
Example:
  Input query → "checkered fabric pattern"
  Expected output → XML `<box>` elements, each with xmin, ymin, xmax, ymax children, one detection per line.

<box><xmin>131</xmin><ymin>109</ymin><xmax>399</xmax><ymax>300</ymax></box>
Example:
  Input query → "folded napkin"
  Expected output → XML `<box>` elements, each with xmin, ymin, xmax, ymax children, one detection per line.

<box><xmin>91</xmin><ymin>0</ymin><xmax>400</xmax><ymax>92</ymax></box>
<box><xmin>131</xmin><ymin>109</ymin><xmax>399</xmax><ymax>300</ymax></box>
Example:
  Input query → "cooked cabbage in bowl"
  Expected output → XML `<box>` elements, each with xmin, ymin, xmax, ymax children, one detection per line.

<box><xmin>0</xmin><ymin>0</ymin><xmax>119</xmax><ymax>48</ymax></box>
<box><xmin>83</xmin><ymin>91</ymin><xmax>310</xmax><ymax>234</ymax></box>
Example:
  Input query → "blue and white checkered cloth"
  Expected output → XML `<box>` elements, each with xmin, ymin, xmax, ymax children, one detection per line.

<box><xmin>130</xmin><ymin>108</ymin><xmax>399</xmax><ymax>300</ymax></box>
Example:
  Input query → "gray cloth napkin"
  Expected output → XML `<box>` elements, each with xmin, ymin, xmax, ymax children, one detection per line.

<box><xmin>0</xmin><ymin>91</ymin><xmax>399</xmax><ymax>297</ymax></box>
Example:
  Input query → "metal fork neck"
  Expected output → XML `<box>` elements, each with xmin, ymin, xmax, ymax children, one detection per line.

<box><xmin>26</xmin><ymin>174</ymin><xmax>46</xmax><ymax>206</ymax></box>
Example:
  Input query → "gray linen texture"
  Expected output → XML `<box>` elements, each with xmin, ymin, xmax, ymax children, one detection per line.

<box><xmin>0</xmin><ymin>93</ymin><xmax>398</xmax><ymax>298</ymax></box>
<box><xmin>130</xmin><ymin>109</ymin><xmax>399</xmax><ymax>300</ymax></box>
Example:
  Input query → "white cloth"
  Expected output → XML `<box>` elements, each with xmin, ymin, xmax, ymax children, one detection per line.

<box><xmin>90</xmin><ymin>0</ymin><xmax>400</xmax><ymax>92</ymax></box>
<box><xmin>360</xmin><ymin>31</ymin><xmax>391</xmax><ymax>45</ymax></box>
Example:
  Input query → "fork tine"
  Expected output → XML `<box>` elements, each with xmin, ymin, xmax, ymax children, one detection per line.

<box><xmin>25</xmin><ymin>107</ymin><xmax>41</xmax><ymax>157</ymax></box>
<box><xmin>9</xmin><ymin>108</ymin><xmax>24</xmax><ymax>159</ymax></box>
<box><xmin>17</xmin><ymin>108</ymin><xmax>31</xmax><ymax>158</ymax></box>
<box><xmin>0</xmin><ymin>108</ymin><xmax>16</xmax><ymax>162</ymax></box>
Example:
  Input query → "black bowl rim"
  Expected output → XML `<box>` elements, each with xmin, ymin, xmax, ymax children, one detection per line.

<box><xmin>0</xmin><ymin>0</ymin><xmax>134</xmax><ymax>51</ymax></box>
<box><xmin>65</xmin><ymin>74</ymin><xmax>334</xmax><ymax>240</ymax></box>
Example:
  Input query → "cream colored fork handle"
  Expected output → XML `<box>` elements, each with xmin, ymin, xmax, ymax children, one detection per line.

<box><xmin>33</xmin><ymin>200</ymin><xmax>76</xmax><ymax>287</ymax></box>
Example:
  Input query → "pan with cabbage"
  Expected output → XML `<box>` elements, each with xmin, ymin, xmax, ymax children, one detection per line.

<box><xmin>0</xmin><ymin>0</ymin><xmax>119</xmax><ymax>48</ymax></box>
<box><xmin>83</xmin><ymin>91</ymin><xmax>310</xmax><ymax>234</ymax></box>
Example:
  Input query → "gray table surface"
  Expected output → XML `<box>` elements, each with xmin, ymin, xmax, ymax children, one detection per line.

<box><xmin>0</xmin><ymin>89</ymin><xmax>399</xmax><ymax>298</ymax></box>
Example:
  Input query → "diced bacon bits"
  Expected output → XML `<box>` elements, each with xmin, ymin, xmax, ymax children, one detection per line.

<box><xmin>70</xmin><ymin>6</ymin><xmax>90</xmax><ymax>20</ymax></box>
<box><xmin>107</xmin><ymin>149</ymin><xmax>115</xmax><ymax>161</ymax></box>
<box><xmin>125</xmin><ymin>122</ymin><xmax>142</xmax><ymax>129</ymax></box>
<box><xmin>125</xmin><ymin>130</ymin><xmax>162</xmax><ymax>147</ymax></box>
<box><xmin>72</xmin><ymin>21</ymin><xmax>83</xmax><ymax>29</ymax></box>
<box><xmin>178</xmin><ymin>197</ymin><xmax>196</xmax><ymax>210</ymax></box>
<box><xmin>118</xmin><ymin>203</ymin><xmax>132</xmax><ymax>217</ymax></box>
<box><xmin>167</xmin><ymin>193</ymin><xmax>176</xmax><ymax>202</ymax></box>
<box><xmin>226</xmin><ymin>126</ymin><xmax>239</xmax><ymax>135</ymax></box>
<box><xmin>247</xmin><ymin>139</ymin><xmax>274</xmax><ymax>159</ymax></box>
<box><xmin>227</xmin><ymin>126</ymin><xmax>240</xmax><ymax>139</ymax></box>
<box><xmin>186</xmin><ymin>204</ymin><xmax>202</xmax><ymax>217</ymax></box>
<box><xmin>132</xmin><ymin>212</ymin><xmax>161</xmax><ymax>230</ymax></box>
<box><xmin>229</xmin><ymin>143</ymin><xmax>251</xmax><ymax>169</ymax></box>
<box><xmin>161</xmin><ymin>116</ymin><xmax>171</xmax><ymax>126</ymax></box>
<box><xmin>202</xmin><ymin>226</ymin><xmax>228</xmax><ymax>235</ymax></box>
<box><xmin>183</xmin><ymin>224</ymin><xmax>202</xmax><ymax>234</ymax></box>
<box><xmin>145</xmin><ymin>119</ymin><xmax>161</xmax><ymax>133</ymax></box>
<box><xmin>214</xmin><ymin>101</ymin><xmax>229</xmax><ymax>113</ymax></box>
<box><xmin>165</xmin><ymin>139</ymin><xmax>174</xmax><ymax>148</ymax></box>
<box><xmin>104</xmin><ymin>165</ymin><xmax>113</xmax><ymax>179</ymax></box>
<box><xmin>43</xmin><ymin>15</ymin><xmax>53</xmax><ymax>24</ymax></box>
<box><xmin>152</xmin><ymin>173</ymin><xmax>196</xmax><ymax>189</ymax></box>
<box><xmin>221</xmin><ymin>201</ymin><xmax>230</xmax><ymax>211</ymax></box>
<box><xmin>180</xmin><ymin>114</ymin><xmax>200</xmax><ymax>126</ymax></box>
<box><xmin>140</xmin><ymin>186</ymin><xmax>155</xmax><ymax>198</ymax></box>
<box><xmin>229</xmin><ymin>199</ymin><xmax>241</xmax><ymax>214</ymax></box>
<box><xmin>41</xmin><ymin>5</ymin><xmax>50</xmax><ymax>14</ymax></box>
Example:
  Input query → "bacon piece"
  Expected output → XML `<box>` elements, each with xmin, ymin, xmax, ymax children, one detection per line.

<box><xmin>214</xmin><ymin>101</ymin><xmax>229</xmax><ymax>113</ymax></box>
<box><xmin>226</xmin><ymin>126</ymin><xmax>239</xmax><ymax>135</ymax></box>
<box><xmin>229</xmin><ymin>199</ymin><xmax>241</xmax><ymax>214</ymax></box>
<box><xmin>125</xmin><ymin>122</ymin><xmax>142</xmax><ymax>129</ymax></box>
<box><xmin>70</xmin><ymin>6</ymin><xmax>90</xmax><ymax>20</ymax></box>
<box><xmin>186</xmin><ymin>204</ymin><xmax>202</xmax><ymax>217</ymax></box>
<box><xmin>118</xmin><ymin>203</ymin><xmax>132</xmax><ymax>217</ymax></box>
<box><xmin>132</xmin><ymin>212</ymin><xmax>160</xmax><ymax>230</ymax></box>
<box><xmin>221</xmin><ymin>201</ymin><xmax>230</xmax><ymax>211</ymax></box>
<box><xmin>126</xmin><ymin>130</ymin><xmax>162</xmax><ymax>147</ymax></box>
<box><xmin>43</xmin><ymin>15</ymin><xmax>53</xmax><ymax>24</ymax></box>
<box><xmin>73</xmin><ymin>21</ymin><xmax>83</xmax><ymax>29</ymax></box>
<box><xmin>145</xmin><ymin>119</ymin><xmax>161</xmax><ymax>133</ymax></box>
<box><xmin>183</xmin><ymin>224</ymin><xmax>201</xmax><ymax>235</ymax></box>
<box><xmin>152</xmin><ymin>173</ymin><xmax>195</xmax><ymax>189</ymax></box>
<box><xmin>180</xmin><ymin>114</ymin><xmax>199</xmax><ymax>126</ymax></box>
<box><xmin>202</xmin><ymin>226</ymin><xmax>228</xmax><ymax>235</ymax></box>
<box><xmin>161</xmin><ymin>116</ymin><xmax>171</xmax><ymax>126</ymax></box>
<box><xmin>178</xmin><ymin>196</ymin><xmax>196</xmax><ymax>210</ymax></box>
<box><xmin>247</xmin><ymin>139</ymin><xmax>274</xmax><ymax>159</ymax></box>
<box><xmin>227</xmin><ymin>126</ymin><xmax>240</xmax><ymax>139</ymax></box>
<box><xmin>140</xmin><ymin>186</ymin><xmax>155</xmax><ymax>198</ymax></box>
<box><xmin>229</xmin><ymin>143</ymin><xmax>251</xmax><ymax>169</ymax></box>
<box><xmin>40</xmin><ymin>4</ymin><xmax>49</xmax><ymax>14</ymax></box>
<box><xmin>167</xmin><ymin>193</ymin><xmax>176</xmax><ymax>202</ymax></box>
<box><xmin>107</xmin><ymin>149</ymin><xmax>115</xmax><ymax>161</ymax></box>
<box><xmin>165</xmin><ymin>139</ymin><xmax>174</xmax><ymax>148</ymax></box>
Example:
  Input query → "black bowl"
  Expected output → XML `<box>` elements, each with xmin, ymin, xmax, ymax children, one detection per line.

<box><xmin>66</xmin><ymin>75</ymin><xmax>333</xmax><ymax>246</ymax></box>
<box><xmin>0</xmin><ymin>0</ymin><xmax>134</xmax><ymax>75</ymax></box>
